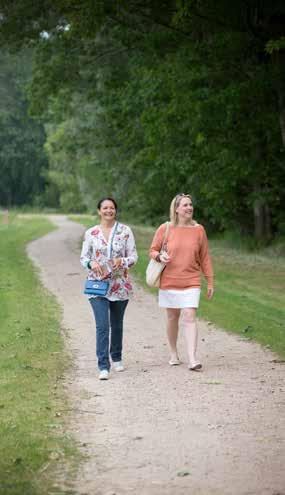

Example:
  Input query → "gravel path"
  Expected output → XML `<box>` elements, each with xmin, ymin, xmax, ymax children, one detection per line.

<box><xmin>27</xmin><ymin>215</ymin><xmax>285</xmax><ymax>495</ymax></box>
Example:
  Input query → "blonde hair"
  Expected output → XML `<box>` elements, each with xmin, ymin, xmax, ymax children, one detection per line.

<box><xmin>170</xmin><ymin>193</ymin><xmax>193</xmax><ymax>226</ymax></box>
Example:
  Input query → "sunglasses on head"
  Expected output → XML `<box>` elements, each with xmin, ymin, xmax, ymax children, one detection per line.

<box><xmin>175</xmin><ymin>193</ymin><xmax>191</xmax><ymax>203</ymax></box>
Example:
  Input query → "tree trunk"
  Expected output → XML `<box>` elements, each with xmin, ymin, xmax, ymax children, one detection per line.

<box><xmin>273</xmin><ymin>51</ymin><xmax>285</xmax><ymax>147</ymax></box>
<box><xmin>254</xmin><ymin>199</ymin><xmax>264</xmax><ymax>240</ymax></box>
<box><xmin>277</xmin><ymin>86</ymin><xmax>285</xmax><ymax>147</ymax></box>
<box><xmin>253</xmin><ymin>187</ymin><xmax>272</xmax><ymax>242</ymax></box>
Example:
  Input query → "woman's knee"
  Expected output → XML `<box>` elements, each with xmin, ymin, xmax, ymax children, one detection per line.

<box><xmin>166</xmin><ymin>309</ymin><xmax>180</xmax><ymax>322</ymax></box>
<box><xmin>182</xmin><ymin>308</ymin><xmax>196</xmax><ymax>324</ymax></box>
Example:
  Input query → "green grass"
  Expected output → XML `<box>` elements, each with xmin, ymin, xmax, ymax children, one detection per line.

<box><xmin>199</xmin><ymin>241</ymin><xmax>285</xmax><ymax>356</ymax></box>
<box><xmin>71</xmin><ymin>215</ymin><xmax>285</xmax><ymax>358</ymax></box>
<box><xmin>0</xmin><ymin>214</ymin><xmax>76</xmax><ymax>495</ymax></box>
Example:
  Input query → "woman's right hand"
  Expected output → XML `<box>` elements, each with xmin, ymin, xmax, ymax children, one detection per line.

<box><xmin>160</xmin><ymin>251</ymin><xmax>171</xmax><ymax>263</ymax></box>
<box><xmin>90</xmin><ymin>261</ymin><xmax>104</xmax><ymax>278</ymax></box>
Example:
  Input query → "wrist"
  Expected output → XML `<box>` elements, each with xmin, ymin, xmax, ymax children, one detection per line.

<box><xmin>87</xmin><ymin>261</ymin><xmax>92</xmax><ymax>269</ymax></box>
<box><xmin>155</xmin><ymin>254</ymin><xmax>161</xmax><ymax>262</ymax></box>
<box><xmin>117</xmin><ymin>258</ymin><xmax>123</xmax><ymax>268</ymax></box>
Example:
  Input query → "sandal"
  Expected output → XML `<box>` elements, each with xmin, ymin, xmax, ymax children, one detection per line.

<box><xmin>189</xmin><ymin>363</ymin><xmax>202</xmax><ymax>371</ymax></box>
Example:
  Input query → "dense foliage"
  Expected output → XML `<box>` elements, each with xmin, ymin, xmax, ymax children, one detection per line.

<box><xmin>0</xmin><ymin>1</ymin><xmax>284</xmax><ymax>238</ymax></box>
<box><xmin>0</xmin><ymin>50</ymin><xmax>49</xmax><ymax>207</ymax></box>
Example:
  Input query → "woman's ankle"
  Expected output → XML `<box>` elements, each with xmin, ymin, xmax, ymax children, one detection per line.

<box><xmin>169</xmin><ymin>350</ymin><xmax>179</xmax><ymax>360</ymax></box>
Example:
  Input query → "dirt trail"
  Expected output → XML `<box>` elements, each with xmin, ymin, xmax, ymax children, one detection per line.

<box><xmin>27</xmin><ymin>215</ymin><xmax>285</xmax><ymax>495</ymax></box>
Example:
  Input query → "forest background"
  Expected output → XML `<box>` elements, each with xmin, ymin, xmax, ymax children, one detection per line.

<box><xmin>1</xmin><ymin>0</ymin><xmax>285</xmax><ymax>244</ymax></box>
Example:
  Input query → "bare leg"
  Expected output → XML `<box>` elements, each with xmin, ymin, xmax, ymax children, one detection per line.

<box><xmin>166</xmin><ymin>308</ymin><xmax>181</xmax><ymax>362</ymax></box>
<box><xmin>182</xmin><ymin>308</ymin><xmax>201</xmax><ymax>368</ymax></box>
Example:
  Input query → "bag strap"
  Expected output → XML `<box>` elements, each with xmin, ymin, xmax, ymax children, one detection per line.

<box><xmin>161</xmin><ymin>222</ymin><xmax>170</xmax><ymax>251</ymax></box>
<box><xmin>109</xmin><ymin>221</ymin><xmax>118</xmax><ymax>259</ymax></box>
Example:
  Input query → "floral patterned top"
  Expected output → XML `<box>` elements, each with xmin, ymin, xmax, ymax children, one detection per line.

<box><xmin>80</xmin><ymin>222</ymin><xmax>138</xmax><ymax>301</ymax></box>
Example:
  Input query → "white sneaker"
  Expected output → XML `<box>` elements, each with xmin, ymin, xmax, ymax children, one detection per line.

<box><xmin>113</xmin><ymin>361</ymin><xmax>124</xmax><ymax>372</ymax></box>
<box><xmin>99</xmin><ymin>369</ymin><xmax>109</xmax><ymax>380</ymax></box>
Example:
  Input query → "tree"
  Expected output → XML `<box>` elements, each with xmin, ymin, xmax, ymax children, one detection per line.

<box><xmin>0</xmin><ymin>0</ymin><xmax>284</xmax><ymax>238</ymax></box>
<box><xmin>0</xmin><ymin>50</ymin><xmax>49</xmax><ymax>207</ymax></box>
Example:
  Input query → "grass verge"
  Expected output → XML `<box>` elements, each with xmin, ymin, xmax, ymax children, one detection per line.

<box><xmin>0</xmin><ymin>214</ymin><xmax>76</xmax><ymax>495</ymax></box>
<box><xmin>70</xmin><ymin>215</ymin><xmax>285</xmax><ymax>358</ymax></box>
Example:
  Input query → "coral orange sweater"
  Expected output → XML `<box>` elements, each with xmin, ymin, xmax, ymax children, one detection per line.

<box><xmin>149</xmin><ymin>223</ymin><xmax>214</xmax><ymax>290</ymax></box>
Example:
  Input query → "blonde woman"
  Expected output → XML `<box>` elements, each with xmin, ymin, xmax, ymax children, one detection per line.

<box><xmin>149</xmin><ymin>193</ymin><xmax>214</xmax><ymax>370</ymax></box>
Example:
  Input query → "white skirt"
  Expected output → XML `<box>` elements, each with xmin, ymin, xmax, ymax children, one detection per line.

<box><xmin>159</xmin><ymin>288</ymin><xmax>201</xmax><ymax>308</ymax></box>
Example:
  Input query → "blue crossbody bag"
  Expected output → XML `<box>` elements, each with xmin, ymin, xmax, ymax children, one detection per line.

<box><xmin>84</xmin><ymin>279</ymin><xmax>110</xmax><ymax>296</ymax></box>
<box><xmin>84</xmin><ymin>222</ymin><xmax>118</xmax><ymax>296</ymax></box>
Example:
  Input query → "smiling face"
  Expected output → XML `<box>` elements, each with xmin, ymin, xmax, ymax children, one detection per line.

<box><xmin>175</xmin><ymin>196</ymin><xmax>193</xmax><ymax>222</ymax></box>
<box><xmin>98</xmin><ymin>199</ymin><xmax>117</xmax><ymax>222</ymax></box>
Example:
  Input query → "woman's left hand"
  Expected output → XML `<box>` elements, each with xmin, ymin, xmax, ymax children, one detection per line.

<box><xmin>112</xmin><ymin>258</ymin><xmax>122</xmax><ymax>270</ymax></box>
<box><xmin>207</xmin><ymin>287</ymin><xmax>214</xmax><ymax>299</ymax></box>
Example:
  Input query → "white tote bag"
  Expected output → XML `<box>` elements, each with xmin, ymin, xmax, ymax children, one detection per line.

<box><xmin>146</xmin><ymin>222</ymin><xmax>170</xmax><ymax>288</ymax></box>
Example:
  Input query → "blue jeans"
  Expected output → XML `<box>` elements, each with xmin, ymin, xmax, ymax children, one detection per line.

<box><xmin>89</xmin><ymin>297</ymin><xmax>129</xmax><ymax>371</ymax></box>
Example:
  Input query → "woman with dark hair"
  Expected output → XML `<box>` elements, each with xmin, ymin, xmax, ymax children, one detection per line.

<box><xmin>149</xmin><ymin>193</ymin><xmax>214</xmax><ymax>371</ymax></box>
<box><xmin>80</xmin><ymin>197</ymin><xmax>138</xmax><ymax>380</ymax></box>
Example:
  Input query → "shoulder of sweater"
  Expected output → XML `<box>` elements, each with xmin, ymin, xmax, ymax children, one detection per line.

<box><xmin>197</xmin><ymin>224</ymin><xmax>207</xmax><ymax>239</ymax></box>
<box><xmin>157</xmin><ymin>222</ymin><xmax>169</xmax><ymax>232</ymax></box>
<box><xmin>193</xmin><ymin>222</ymin><xmax>205</xmax><ymax>231</ymax></box>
